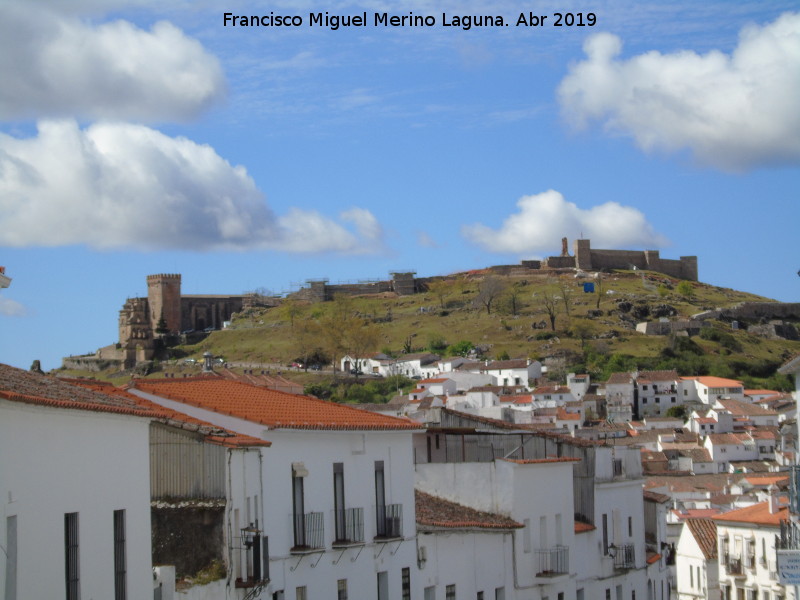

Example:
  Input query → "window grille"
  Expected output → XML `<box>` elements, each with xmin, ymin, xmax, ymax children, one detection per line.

<box><xmin>113</xmin><ymin>510</ymin><xmax>126</xmax><ymax>600</ymax></box>
<box><xmin>65</xmin><ymin>512</ymin><xmax>80</xmax><ymax>600</ymax></box>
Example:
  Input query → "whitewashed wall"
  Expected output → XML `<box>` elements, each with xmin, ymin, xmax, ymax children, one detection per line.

<box><xmin>0</xmin><ymin>400</ymin><xmax>153</xmax><ymax>600</ymax></box>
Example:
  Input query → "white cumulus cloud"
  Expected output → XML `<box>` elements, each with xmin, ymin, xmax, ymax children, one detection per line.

<box><xmin>461</xmin><ymin>190</ymin><xmax>668</xmax><ymax>255</ymax></box>
<box><xmin>558</xmin><ymin>12</ymin><xmax>800</xmax><ymax>171</ymax></box>
<box><xmin>0</xmin><ymin>2</ymin><xmax>225</xmax><ymax>121</ymax></box>
<box><xmin>0</xmin><ymin>297</ymin><xmax>27</xmax><ymax>317</ymax></box>
<box><xmin>0</xmin><ymin>120</ymin><xmax>384</xmax><ymax>254</ymax></box>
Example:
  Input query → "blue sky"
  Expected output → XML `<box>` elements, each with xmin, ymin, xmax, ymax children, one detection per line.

<box><xmin>1</xmin><ymin>0</ymin><xmax>798</xmax><ymax>371</ymax></box>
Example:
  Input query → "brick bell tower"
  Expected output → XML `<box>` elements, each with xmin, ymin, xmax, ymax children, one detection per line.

<box><xmin>147</xmin><ymin>274</ymin><xmax>182</xmax><ymax>334</ymax></box>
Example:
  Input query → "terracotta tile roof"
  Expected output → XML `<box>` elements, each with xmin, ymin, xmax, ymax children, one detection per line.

<box><xmin>641</xmin><ymin>450</ymin><xmax>669</xmax><ymax>462</ymax></box>
<box><xmin>743</xmin><ymin>474</ymin><xmax>789</xmax><ymax>487</ymax></box>
<box><xmin>685</xmin><ymin>518</ymin><xmax>718</xmax><ymax>559</ymax></box>
<box><xmin>707</xmin><ymin>433</ymin><xmax>744</xmax><ymax>445</ymax></box>
<box><xmin>643</xmin><ymin>490</ymin><xmax>671</xmax><ymax>504</ymax></box>
<box><xmin>672</xmin><ymin>508</ymin><xmax>722</xmax><ymax>520</ymax></box>
<box><xmin>132</xmin><ymin>378</ymin><xmax>421</xmax><ymax>431</ymax></box>
<box><xmin>635</xmin><ymin>370</ymin><xmax>679</xmax><ymax>383</ymax></box>
<box><xmin>1</xmin><ymin>364</ymin><xmax>157</xmax><ymax>418</ymax></box>
<box><xmin>717</xmin><ymin>398</ymin><xmax>777</xmax><ymax>417</ymax></box>
<box><xmin>66</xmin><ymin>379</ymin><xmax>269</xmax><ymax>448</ymax></box>
<box><xmin>745</xmin><ymin>389</ymin><xmax>780</xmax><ymax>396</ymax></box>
<box><xmin>219</xmin><ymin>368</ymin><xmax>303</xmax><ymax>394</ymax></box>
<box><xmin>419</xmin><ymin>378</ymin><xmax>449</xmax><ymax>384</ymax></box>
<box><xmin>533</xmin><ymin>386</ymin><xmax>571</xmax><ymax>395</ymax></box>
<box><xmin>645</xmin><ymin>473</ymin><xmax>739</xmax><ymax>494</ymax></box>
<box><xmin>712</xmin><ymin>501</ymin><xmax>788</xmax><ymax>527</ymax></box>
<box><xmin>683</xmin><ymin>376</ymin><xmax>744</xmax><ymax>388</ymax></box>
<box><xmin>574</xmin><ymin>521</ymin><xmax>596</xmax><ymax>533</ymax></box>
<box><xmin>504</xmin><ymin>394</ymin><xmax>532</xmax><ymax>405</ymax></box>
<box><xmin>606</xmin><ymin>372</ymin><xmax>633</xmax><ymax>385</ymax></box>
<box><xmin>415</xmin><ymin>490</ymin><xmax>523</xmax><ymax>530</ymax></box>
<box><xmin>556</xmin><ymin>408</ymin><xmax>581</xmax><ymax>421</ymax></box>
<box><xmin>678</xmin><ymin>448</ymin><xmax>713</xmax><ymax>463</ymax></box>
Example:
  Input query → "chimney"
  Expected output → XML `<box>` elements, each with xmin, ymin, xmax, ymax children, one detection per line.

<box><xmin>768</xmin><ymin>484</ymin><xmax>779</xmax><ymax>514</ymax></box>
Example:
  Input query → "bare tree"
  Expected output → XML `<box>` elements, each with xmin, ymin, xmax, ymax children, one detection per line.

<box><xmin>595</xmin><ymin>273</ymin><xmax>604</xmax><ymax>309</ymax></box>
<box><xmin>558</xmin><ymin>280</ymin><xmax>573</xmax><ymax>319</ymax></box>
<box><xmin>426</xmin><ymin>279</ymin><xmax>452</xmax><ymax>309</ymax></box>
<box><xmin>504</xmin><ymin>282</ymin><xmax>525</xmax><ymax>316</ymax></box>
<box><xmin>538</xmin><ymin>289</ymin><xmax>559</xmax><ymax>331</ymax></box>
<box><xmin>475</xmin><ymin>276</ymin><xmax>507</xmax><ymax>315</ymax></box>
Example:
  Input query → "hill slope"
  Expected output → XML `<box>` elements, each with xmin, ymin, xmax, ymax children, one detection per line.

<box><xmin>138</xmin><ymin>269</ymin><xmax>800</xmax><ymax>391</ymax></box>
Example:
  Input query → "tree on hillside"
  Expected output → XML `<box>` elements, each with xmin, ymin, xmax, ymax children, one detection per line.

<box><xmin>677</xmin><ymin>280</ymin><xmax>694</xmax><ymax>298</ymax></box>
<box><xmin>538</xmin><ymin>289</ymin><xmax>559</xmax><ymax>331</ymax></box>
<box><xmin>558</xmin><ymin>280</ymin><xmax>573</xmax><ymax>319</ymax></box>
<box><xmin>344</xmin><ymin>321</ymin><xmax>382</xmax><ymax>379</ymax></box>
<box><xmin>569</xmin><ymin>319</ymin><xmax>596</xmax><ymax>349</ymax></box>
<box><xmin>503</xmin><ymin>282</ymin><xmax>525</xmax><ymax>316</ymax></box>
<box><xmin>427</xmin><ymin>279</ymin><xmax>452</xmax><ymax>309</ymax></box>
<box><xmin>446</xmin><ymin>340</ymin><xmax>473</xmax><ymax>357</ymax></box>
<box><xmin>475</xmin><ymin>276</ymin><xmax>507</xmax><ymax>315</ymax></box>
<box><xmin>279</xmin><ymin>297</ymin><xmax>305</xmax><ymax>328</ymax></box>
<box><xmin>293</xmin><ymin>318</ymin><xmax>323</xmax><ymax>370</ymax></box>
<box><xmin>595</xmin><ymin>274</ymin><xmax>604</xmax><ymax>309</ymax></box>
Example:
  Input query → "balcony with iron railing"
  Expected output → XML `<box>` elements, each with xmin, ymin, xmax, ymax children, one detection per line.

<box><xmin>332</xmin><ymin>508</ymin><xmax>364</xmax><ymax>546</ymax></box>
<box><xmin>291</xmin><ymin>511</ymin><xmax>324</xmax><ymax>553</ymax></box>
<box><xmin>375</xmin><ymin>503</ymin><xmax>403</xmax><ymax>540</ymax></box>
<box><xmin>535</xmin><ymin>545</ymin><xmax>569</xmax><ymax>577</ymax></box>
<box><xmin>725</xmin><ymin>556</ymin><xmax>744</xmax><ymax>577</ymax></box>
<box><xmin>611</xmin><ymin>543</ymin><xmax>635</xmax><ymax>570</ymax></box>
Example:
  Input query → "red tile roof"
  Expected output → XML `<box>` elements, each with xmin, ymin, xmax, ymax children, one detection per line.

<box><xmin>635</xmin><ymin>370</ymin><xmax>679</xmax><ymax>383</ymax></box>
<box><xmin>68</xmin><ymin>379</ymin><xmax>269</xmax><ymax>448</ymax></box>
<box><xmin>0</xmin><ymin>364</ymin><xmax>157</xmax><ymax>418</ymax></box>
<box><xmin>716</xmin><ymin>398</ymin><xmax>777</xmax><ymax>417</ymax></box>
<box><xmin>532</xmin><ymin>386</ymin><xmax>571</xmax><ymax>395</ymax></box>
<box><xmin>415</xmin><ymin>490</ymin><xmax>523</xmax><ymax>530</ymax></box>
<box><xmin>712</xmin><ymin>501</ymin><xmax>788</xmax><ymax>527</ymax></box>
<box><xmin>683</xmin><ymin>376</ymin><xmax>744</xmax><ymax>388</ymax></box>
<box><xmin>132</xmin><ymin>378</ymin><xmax>420</xmax><ymax>431</ymax></box>
<box><xmin>574</xmin><ymin>521</ymin><xmax>596</xmax><ymax>534</ymax></box>
<box><xmin>684</xmin><ymin>518</ymin><xmax>718</xmax><ymax>559</ymax></box>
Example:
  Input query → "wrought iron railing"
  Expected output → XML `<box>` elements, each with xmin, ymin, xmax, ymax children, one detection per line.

<box><xmin>332</xmin><ymin>508</ymin><xmax>364</xmax><ymax>545</ymax></box>
<box><xmin>726</xmin><ymin>557</ymin><xmax>743</xmax><ymax>575</ymax></box>
<box><xmin>375</xmin><ymin>503</ymin><xmax>403</xmax><ymax>539</ymax></box>
<box><xmin>613</xmin><ymin>543</ymin><xmax>635</xmax><ymax>569</ymax></box>
<box><xmin>291</xmin><ymin>511</ymin><xmax>324</xmax><ymax>551</ymax></box>
<box><xmin>535</xmin><ymin>545</ymin><xmax>569</xmax><ymax>576</ymax></box>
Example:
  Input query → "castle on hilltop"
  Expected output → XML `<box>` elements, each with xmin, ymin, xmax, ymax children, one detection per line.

<box><xmin>112</xmin><ymin>275</ymin><xmax>246</xmax><ymax>368</ymax></box>
<box><xmin>290</xmin><ymin>238</ymin><xmax>698</xmax><ymax>302</ymax></box>
<box><xmin>66</xmin><ymin>239</ymin><xmax>698</xmax><ymax>370</ymax></box>
<box><xmin>533</xmin><ymin>238</ymin><xmax>698</xmax><ymax>281</ymax></box>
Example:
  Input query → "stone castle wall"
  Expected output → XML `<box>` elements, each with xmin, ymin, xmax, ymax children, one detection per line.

<box><xmin>147</xmin><ymin>274</ymin><xmax>182</xmax><ymax>333</ymax></box>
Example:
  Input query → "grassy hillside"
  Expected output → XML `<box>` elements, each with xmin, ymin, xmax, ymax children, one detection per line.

<box><xmin>61</xmin><ymin>270</ymin><xmax>799</xmax><ymax>391</ymax></box>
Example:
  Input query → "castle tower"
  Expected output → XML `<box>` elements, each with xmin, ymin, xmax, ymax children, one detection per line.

<box><xmin>147</xmin><ymin>274</ymin><xmax>182</xmax><ymax>334</ymax></box>
<box><xmin>574</xmin><ymin>239</ymin><xmax>593</xmax><ymax>271</ymax></box>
